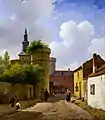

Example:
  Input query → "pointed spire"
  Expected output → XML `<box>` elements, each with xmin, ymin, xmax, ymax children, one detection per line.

<box><xmin>25</xmin><ymin>28</ymin><xmax>27</xmax><ymax>35</ymax></box>
<box><xmin>21</xmin><ymin>28</ymin><xmax>29</xmax><ymax>52</ymax></box>
<box><xmin>24</xmin><ymin>28</ymin><xmax>28</xmax><ymax>41</ymax></box>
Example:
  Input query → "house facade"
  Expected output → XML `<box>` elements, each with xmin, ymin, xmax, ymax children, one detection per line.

<box><xmin>74</xmin><ymin>53</ymin><xmax>105</xmax><ymax>99</ymax></box>
<box><xmin>74</xmin><ymin>67</ymin><xmax>84</xmax><ymax>98</ymax></box>
<box><xmin>88</xmin><ymin>64</ymin><xmax>105</xmax><ymax>110</ymax></box>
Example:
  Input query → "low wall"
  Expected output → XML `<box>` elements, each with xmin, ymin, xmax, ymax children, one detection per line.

<box><xmin>0</xmin><ymin>82</ymin><xmax>34</xmax><ymax>103</ymax></box>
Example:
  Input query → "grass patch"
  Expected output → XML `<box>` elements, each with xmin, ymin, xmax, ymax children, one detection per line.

<box><xmin>75</xmin><ymin>100</ymin><xmax>105</xmax><ymax>120</ymax></box>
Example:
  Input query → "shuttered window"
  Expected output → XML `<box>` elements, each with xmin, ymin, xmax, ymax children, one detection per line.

<box><xmin>90</xmin><ymin>84</ymin><xmax>95</xmax><ymax>95</ymax></box>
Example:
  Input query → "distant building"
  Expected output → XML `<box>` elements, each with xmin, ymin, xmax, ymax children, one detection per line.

<box><xmin>50</xmin><ymin>69</ymin><xmax>74</xmax><ymax>95</ymax></box>
<box><xmin>49</xmin><ymin>57</ymin><xmax>74</xmax><ymax>95</ymax></box>
<box><xmin>50</xmin><ymin>57</ymin><xmax>56</xmax><ymax>75</ymax></box>
<box><xmin>88</xmin><ymin>63</ymin><xmax>105</xmax><ymax>110</ymax></box>
<box><xmin>73</xmin><ymin>53</ymin><xmax>105</xmax><ymax>99</ymax></box>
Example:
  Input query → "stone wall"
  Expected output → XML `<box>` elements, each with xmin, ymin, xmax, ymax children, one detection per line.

<box><xmin>0</xmin><ymin>82</ymin><xmax>34</xmax><ymax>103</ymax></box>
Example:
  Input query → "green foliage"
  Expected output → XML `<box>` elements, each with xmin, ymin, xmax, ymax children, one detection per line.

<box><xmin>0</xmin><ymin>63</ymin><xmax>26</xmax><ymax>83</ymax></box>
<box><xmin>0</xmin><ymin>63</ymin><xmax>44</xmax><ymax>85</ymax></box>
<box><xmin>0</xmin><ymin>51</ymin><xmax>10</xmax><ymax>74</ymax></box>
<box><xmin>26</xmin><ymin>40</ymin><xmax>49</xmax><ymax>53</ymax></box>
<box><xmin>3</xmin><ymin>51</ymin><xmax>10</xmax><ymax>66</ymax></box>
<box><xmin>24</xmin><ymin>64</ymin><xmax>44</xmax><ymax>85</ymax></box>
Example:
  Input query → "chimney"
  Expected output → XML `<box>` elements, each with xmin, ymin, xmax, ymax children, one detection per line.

<box><xmin>93</xmin><ymin>53</ymin><xmax>97</xmax><ymax>73</ymax></box>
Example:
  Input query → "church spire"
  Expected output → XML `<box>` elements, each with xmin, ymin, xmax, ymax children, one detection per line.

<box><xmin>22</xmin><ymin>28</ymin><xmax>29</xmax><ymax>52</ymax></box>
<box><xmin>24</xmin><ymin>28</ymin><xmax>28</xmax><ymax>41</ymax></box>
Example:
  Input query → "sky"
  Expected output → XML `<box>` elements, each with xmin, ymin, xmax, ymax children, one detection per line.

<box><xmin>0</xmin><ymin>0</ymin><xmax>105</xmax><ymax>70</ymax></box>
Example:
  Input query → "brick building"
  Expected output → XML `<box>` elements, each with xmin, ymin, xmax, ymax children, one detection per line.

<box><xmin>49</xmin><ymin>58</ymin><xmax>74</xmax><ymax>95</ymax></box>
<box><xmin>50</xmin><ymin>69</ymin><xmax>74</xmax><ymax>95</ymax></box>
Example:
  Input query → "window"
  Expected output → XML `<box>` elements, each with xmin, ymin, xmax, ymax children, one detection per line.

<box><xmin>77</xmin><ymin>71</ymin><xmax>79</xmax><ymax>78</ymax></box>
<box><xmin>90</xmin><ymin>84</ymin><xmax>95</xmax><ymax>95</ymax></box>
<box><xmin>75</xmin><ymin>82</ymin><xmax>79</xmax><ymax>91</ymax></box>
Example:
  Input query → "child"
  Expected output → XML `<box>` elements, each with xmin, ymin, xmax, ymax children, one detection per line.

<box><xmin>16</xmin><ymin>101</ymin><xmax>21</xmax><ymax>110</ymax></box>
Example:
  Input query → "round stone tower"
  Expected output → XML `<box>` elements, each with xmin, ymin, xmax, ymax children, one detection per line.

<box><xmin>50</xmin><ymin>57</ymin><xmax>56</xmax><ymax>75</ymax></box>
<box><xmin>31</xmin><ymin>47</ymin><xmax>51</xmax><ymax>92</ymax></box>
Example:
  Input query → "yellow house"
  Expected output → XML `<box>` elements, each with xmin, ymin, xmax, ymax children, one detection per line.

<box><xmin>74</xmin><ymin>66</ymin><xmax>84</xmax><ymax>98</ymax></box>
<box><xmin>74</xmin><ymin>53</ymin><xmax>105</xmax><ymax>99</ymax></box>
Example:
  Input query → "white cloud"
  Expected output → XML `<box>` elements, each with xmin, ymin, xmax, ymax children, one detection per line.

<box><xmin>0</xmin><ymin>0</ymin><xmax>54</xmax><ymax>58</ymax></box>
<box><xmin>50</xmin><ymin>20</ymin><xmax>94</xmax><ymax>70</ymax></box>
<box><xmin>0</xmin><ymin>1</ymin><xmax>105</xmax><ymax>70</ymax></box>
<box><xmin>59</xmin><ymin>20</ymin><xmax>94</xmax><ymax>47</ymax></box>
<box><xmin>88</xmin><ymin>37</ymin><xmax>105</xmax><ymax>59</ymax></box>
<box><xmin>59</xmin><ymin>21</ymin><xmax>78</xmax><ymax>47</ymax></box>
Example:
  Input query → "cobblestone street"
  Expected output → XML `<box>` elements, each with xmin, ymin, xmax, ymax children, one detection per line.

<box><xmin>0</xmin><ymin>96</ymin><xmax>94</xmax><ymax>120</ymax></box>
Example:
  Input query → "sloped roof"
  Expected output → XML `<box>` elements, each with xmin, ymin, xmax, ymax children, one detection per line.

<box><xmin>73</xmin><ymin>66</ymin><xmax>82</xmax><ymax>72</ymax></box>
<box><xmin>73</xmin><ymin>54</ymin><xmax>105</xmax><ymax>78</ymax></box>
<box><xmin>18</xmin><ymin>51</ymin><xmax>27</xmax><ymax>56</ymax></box>
<box><xmin>88</xmin><ymin>64</ymin><xmax>105</xmax><ymax>77</ymax></box>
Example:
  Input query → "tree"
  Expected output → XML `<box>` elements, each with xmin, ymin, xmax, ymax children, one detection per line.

<box><xmin>0</xmin><ymin>51</ymin><xmax>10</xmax><ymax>74</ymax></box>
<box><xmin>0</xmin><ymin>56</ymin><xmax>4</xmax><ymax>74</ymax></box>
<box><xmin>1</xmin><ymin>63</ymin><xmax>26</xmax><ymax>84</ymax></box>
<box><xmin>26</xmin><ymin>40</ymin><xmax>49</xmax><ymax>53</ymax></box>
<box><xmin>23</xmin><ymin>64</ymin><xmax>44</xmax><ymax>97</ymax></box>
<box><xmin>0</xmin><ymin>63</ymin><xmax>44</xmax><ymax>85</ymax></box>
<box><xmin>23</xmin><ymin>64</ymin><xmax>44</xmax><ymax>85</ymax></box>
<box><xmin>0</xmin><ymin>56</ymin><xmax>3</xmax><ymax>64</ymax></box>
<box><xmin>3</xmin><ymin>51</ymin><xmax>10</xmax><ymax>67</ymax></box>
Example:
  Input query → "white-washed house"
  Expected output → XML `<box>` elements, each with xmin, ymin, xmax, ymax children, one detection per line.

<box><xmin>88</xmin><ymin>64</ymin><xmax>105</xmax><ymax>110</ymax></box>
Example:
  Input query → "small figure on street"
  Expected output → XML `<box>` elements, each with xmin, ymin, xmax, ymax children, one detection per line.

<box><xmin>44</xmin><ymin>89</ymin><xmax>49</xmax><ymax>101</ymax></box>
<box><xmin>16</xmin><ymin>101</ymin><xmax>21</xmax><ymax>110</ymax></box>
<box><xmin>66</xmin><ymin>90</ymin><xmax>71</xmax><ymax>102</ymax></box>
<box><xmin>40</xmin><ymin>89</ymin><xmax>44</xmax><ymax>101</ymax></box>
<box><xmin>9</xmin><ymin>95</ymin><xmax>16</xmax><ymax>107</ymax></box>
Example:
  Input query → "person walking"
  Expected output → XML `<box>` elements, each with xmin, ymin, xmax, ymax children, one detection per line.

<box><xmin>44</xmin><ymin>89</ymin><xmax>49</xmax><ymax>101</ymax></box>
<box><xmin>40</xmin><ymin>89</ymin><xmax>44</xmax><ymax>101</ymax></box>
<box><xmin>66</xmin><ymin>90</ymin><xmax>71</xmax><ymax>102</ymax></box>
<box><xmin>9</xmin><ymin>96</ymin><xmax>16</xmax><ymax>107</ymax></box>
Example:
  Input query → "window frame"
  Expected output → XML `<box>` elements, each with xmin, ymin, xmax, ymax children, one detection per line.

<box><xmin>90</xmin><ymin>84</ymin><xmax>95</xmax><ymax>95</ymax></box>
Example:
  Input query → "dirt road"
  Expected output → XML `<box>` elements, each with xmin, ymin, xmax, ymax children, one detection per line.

<box><xmin>0</xmin><ymin>96</ymin><xmax>94</xmax><ymax>120</ymax></box>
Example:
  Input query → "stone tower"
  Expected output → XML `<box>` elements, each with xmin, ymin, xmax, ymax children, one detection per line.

<box><xmin>31</xmin><ymin>47</ymin><xmax>51</xmax><ymax>92</ymax></box>
<box><xmin>50</xmin><ymin>57</ymin><xmax>56</xmax><ymax>75</ymax></box>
